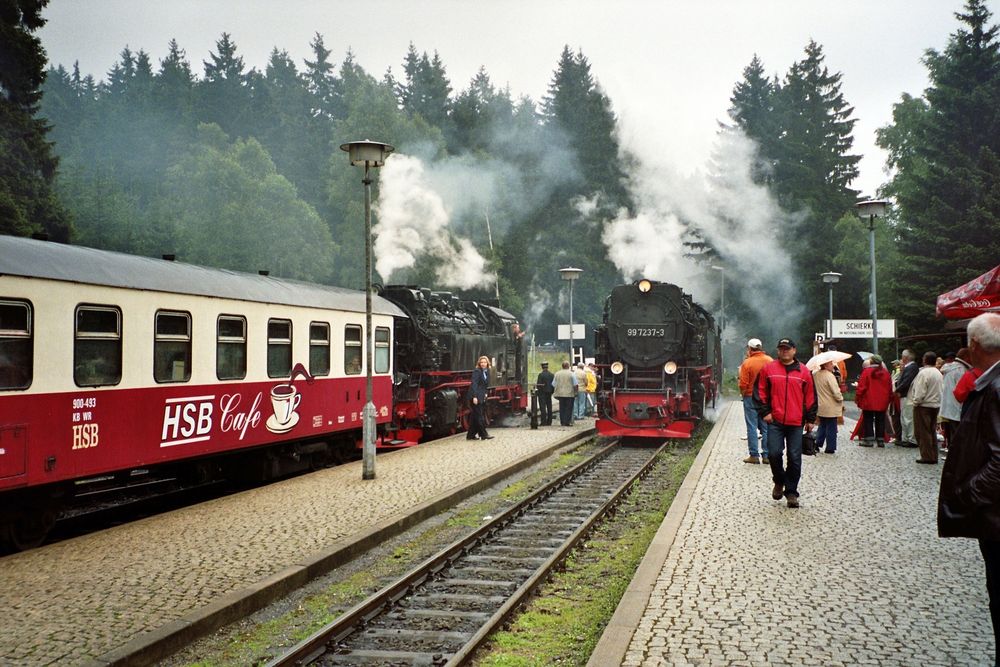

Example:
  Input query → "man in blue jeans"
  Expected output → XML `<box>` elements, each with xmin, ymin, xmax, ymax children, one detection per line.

<box><xmin>738</xmin><ymin>338</ymin><xmax>772</xmax><ymax>463</ymax></box>
<box><xmin>753</xmin><ymin>338</ymin><xmax>817</xmax><ymax>508</ymax></box>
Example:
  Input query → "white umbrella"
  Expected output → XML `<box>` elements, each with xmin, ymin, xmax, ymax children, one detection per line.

<box><xmin>805</xmin><ymin>350</ymin><xmax>852</xmax><ymax>372</ymax></box>
<box><xmin>856</xmin><ymin>351</ymin><xmax>874</xmax><ymax>360</ymax></box>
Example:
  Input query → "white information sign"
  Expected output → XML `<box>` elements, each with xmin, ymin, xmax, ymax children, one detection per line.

<box><xmin>826</xmin><ymin>319</ymin><xmax>896</xmax><ymax>339</ymax></box>
<box><xmin>557</xmin><ymin>324</ymin><xmax>586</xmax><ymax>340</ymax></box>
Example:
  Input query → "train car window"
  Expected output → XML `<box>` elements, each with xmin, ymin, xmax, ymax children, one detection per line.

<box><xmin>74</xmin><ymin>305</ymin><xmax>122</xmax><ymax>387</ymax></box>
<box><xmin>217</xmin><ymin>315</ymin><xmax>247</xmax><ymax>380</ymax></box>
<box><xmin>0</xmin><ymin>300</ymin><xmax>32</xmax><ymax>390</ymax></box>
<box><xmin>268</xmin><ymin>319</ymin><xmax>292</xmax><ymax>378</ymax></box>
<box><xmin>309</xmin><ymin>322</ymin><xmax>330</xmax><ymax>376</ymax></box>
<box><xmin>154</xmin><ymin>311</ymin><xmax>192</xmax><ymax>383</ymax></box>
<box><xmin>375</xmin><ymin>327</ymin><xmax>390</xmax><ymax>373</ymax></box>
<box><xmin>344</xmin><ymin>325</ymin><xmax>362</xmax><ymax>375</ymax></box>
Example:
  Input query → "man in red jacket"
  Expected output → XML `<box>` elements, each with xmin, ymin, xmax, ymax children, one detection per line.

<box><xmin>754</xmin><ymin>338</ymin><xmax>818</xmax><ymax>508</ymax></box>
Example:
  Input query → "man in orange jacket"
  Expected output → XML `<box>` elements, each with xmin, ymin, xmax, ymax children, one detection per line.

<box><xmin>738</xmin><ymin>338</ymin><xmax>773</xmax><ymax>463</ymax></box>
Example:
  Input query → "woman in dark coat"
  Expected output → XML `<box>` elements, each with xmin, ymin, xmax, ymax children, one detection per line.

<box><xmin>467</xmin><ymin>355</ymin><xmax>493</xmax><ymax>440</ymax></box>
<box><xmin>855</xmin><ymin>355</ymin><xmax>893</xmax><ymax>446</ymax></box>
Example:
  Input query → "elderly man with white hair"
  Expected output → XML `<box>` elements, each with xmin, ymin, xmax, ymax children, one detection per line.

<box><xmin>938</xmin><ymin>312</ymin><xmax>1000</xmax><ymax>666</ymax></box>
<box><xmin>738</xmin><ymin>338</ymin><xmax>772</xmax><ymax>463</ymax></box>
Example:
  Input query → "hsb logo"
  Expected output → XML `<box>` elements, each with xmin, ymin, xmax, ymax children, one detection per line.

<box><xmin>161</xmin><ymin>396</ymin><xmax>214</xmax><ymax>447</ymax></box>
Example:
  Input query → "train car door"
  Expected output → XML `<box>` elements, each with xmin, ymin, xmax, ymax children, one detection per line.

<box><xmin>0</xmin><ymin>425</ymin><xmax>27</xmax><ymax>480</ymax></box>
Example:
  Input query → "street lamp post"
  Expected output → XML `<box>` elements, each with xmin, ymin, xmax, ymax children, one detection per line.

<box><xmin>820</xmin><ymin>271</ymin><xmax>842</xmax><ymax>338</ymax></box>
<box><xmin>856</xmin><ymin>199</ymin><xmax>889</xmax><ymax>356</ymax></box>
<box><xmin>559</xmin><ymin>267</ymin><xmax>583</xmax><ymax>364</ymax></box>
<box><xmin>341</xmin><ymin>140</ymin><xmax>394</xmax><ymax>480</ymax></box>
<box><xmin>710</xmin><ymin>265</ymin><xmax>725</xmax><ymax>373</ymax></box>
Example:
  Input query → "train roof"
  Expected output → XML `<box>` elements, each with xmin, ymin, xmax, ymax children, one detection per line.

<box><xmin>485</xmin><ymin>305</ymin><xmax>517</xmax><ymax>320</ymax></box>
<box><xmin>0</xmin><ymin>235</ymin><xmax>406</xmax><ymax>317</ymax></box>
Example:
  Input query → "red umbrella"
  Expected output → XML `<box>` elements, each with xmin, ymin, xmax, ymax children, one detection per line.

<box><xmin>936</xmin><ymin>265</ymin><xmax>1000</xmax><ymax>319</ymax></box>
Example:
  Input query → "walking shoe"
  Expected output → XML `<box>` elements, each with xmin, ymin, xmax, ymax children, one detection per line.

<box><xmin>859</xmin><ymin>439</ymin><xmax>874</xmax><ymax>447</ymax></box>
<box><xmin>772</xmin><ymin>483</ymin><xmax>784</xmax><ymax>500</ymax></box>
<box><xmin>786</xmin><ymin>493</ymin><xmax>800</xmax><ymax>508</ymax></box>
<box><xmin>915</xmin><ymin>459</ymin><xmax>937</xmax><ymax>464</ymax></box>
<box><xmin>743</xmin><ymin>455</ymin><xmax>760</xmax><ymax>464</ymax></box>
<box><xmin>761</xmin><ymin>457</ymin><xmax>769</xmax><ymax>464</ymax></box>
<box><xmin>877</xmin><ymin>440</ymin><xmax>885</xmax><ymax>448</ymax></box>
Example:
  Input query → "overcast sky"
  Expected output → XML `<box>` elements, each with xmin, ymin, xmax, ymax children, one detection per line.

<box><xmin>38</xmin><ymin>0</ymin><xmax>997</xmax><ymax>199</ymax></box>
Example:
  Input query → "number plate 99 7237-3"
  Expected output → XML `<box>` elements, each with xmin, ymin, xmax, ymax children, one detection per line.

<box><xmin>626</xmin><ymin>328</ymin><xmax>665</xmax><ymax>337</ymax></box>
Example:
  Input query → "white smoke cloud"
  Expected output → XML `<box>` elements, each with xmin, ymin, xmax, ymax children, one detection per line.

<box><xmin>599</xmin><ymin>126</ymin><xmax>804</xmax><ymax>341</ymax></box>
<box><xmin>374</xmin><ymin>154</ymin><xmax>493</xmax><ymax>289</ymax></box>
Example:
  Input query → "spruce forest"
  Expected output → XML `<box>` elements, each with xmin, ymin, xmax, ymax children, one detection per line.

<box><xmin>4</xmin><ymin>0</ymin><xmax>1000</xmax><ymax>356</ymax></box>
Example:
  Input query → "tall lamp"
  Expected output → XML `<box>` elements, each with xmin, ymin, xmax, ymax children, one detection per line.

<box><xmin>341</xmin><ymin>139</ymin><xmax>394</xmax><ymax>480</ymax></box>
<box><xmin>820</xmin><ymin>271</ymin><xmax>842</xmax><ymax>338</ymax></box>
<box><xmin>559</xmin><ymin>267</ymin><xmax>583</xmax><ymax>364</ymax></box>
<box><xmin>856</xmin><ymin>199</ymin><xmax>889</xmax><ymax>356</ymax></box>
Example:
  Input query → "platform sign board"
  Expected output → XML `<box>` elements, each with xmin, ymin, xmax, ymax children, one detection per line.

<box><xmin>557</xmin><ymin>324</ymin><xmax>586</xmax><ymax>340</ymax></box>
<box><xmin>826</xmin><ymin>319</ymin><xmax>896</xmax><ymax>339</ymax></box>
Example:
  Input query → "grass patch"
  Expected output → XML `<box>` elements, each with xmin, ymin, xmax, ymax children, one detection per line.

<box><xmin>473</xmin><ymin>432</ymin><xmax>706</xmax><ymax>666</ymax></box>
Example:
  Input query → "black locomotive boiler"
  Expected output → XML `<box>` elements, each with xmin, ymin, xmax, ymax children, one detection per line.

<box><xmin>379</xmin><ymin>285</ymin><xmax>527</xmax><ymax>441</ymax></box>
<box><xmin>594</xmin><ymin>279</ymin><xmax>721</xmax><ymax>438</ymax></box>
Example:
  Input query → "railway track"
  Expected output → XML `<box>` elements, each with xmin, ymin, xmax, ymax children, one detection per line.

<box><xmin>266</xmin><ymin>440</ymin><xmax>665</xmax><ymax>666</ymax></box>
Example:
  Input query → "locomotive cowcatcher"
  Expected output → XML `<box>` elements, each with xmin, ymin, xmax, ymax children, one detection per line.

<box><xmin>594</xmin><ymin>279</ymin><xmax>721</xmax><ymax>438</ymax></box>
<box><xmin>379</xmin><ymin>285</ymin><xmax>527</xmax><ymax>442</ymax></box>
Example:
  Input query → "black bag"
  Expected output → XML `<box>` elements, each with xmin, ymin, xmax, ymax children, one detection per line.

<box><xmin>802</xmin><ymin>430</ymin><xmax>819</xmax><ymax>456</ymax></box>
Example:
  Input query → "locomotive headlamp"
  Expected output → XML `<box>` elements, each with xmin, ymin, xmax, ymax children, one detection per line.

<box><xmin>638</xmin><ymin>279</ymin><xmax>652</xmax><ymax>293</ymax></box>
<box><xmin>663</xmin><ymin>361</ymin><xmax>678</xmax><ymax>375</ymax></box>
<box><xmin>610</xmin><ymin>361</ymin><xmax>624</xmax><ymax>375</ymax></box>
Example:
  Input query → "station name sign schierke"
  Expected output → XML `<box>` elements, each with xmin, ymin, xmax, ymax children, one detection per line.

<box><xmin>825</xmin><ymin>319</ymin><xmax>897</xmax><ymax>339</ymax></box>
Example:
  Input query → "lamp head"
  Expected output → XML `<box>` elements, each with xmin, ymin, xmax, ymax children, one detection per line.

<box><xmin>559</xmin><ymin>267</ymin><xmax>583</xmax><ymax>282</ymax></box>
<box><xmin>821</xmin><ymin>271</ymin><xmax>842</xmax><ymax>285</ymax></box>
<box><xmin>856</xmin><ymin>199</ymin><xmax>889</xmax><ymax>219</ymax></box>
<box><xmin>340</xmin><ymin>140</ymin><xmax>395</xmax><ymax>167</ymax></box>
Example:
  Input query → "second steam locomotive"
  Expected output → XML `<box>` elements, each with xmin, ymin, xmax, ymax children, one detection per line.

<box><xmin>594</xmin><ymin>279</ymin><xmax>721</xmax><ymax>438</ymax></box>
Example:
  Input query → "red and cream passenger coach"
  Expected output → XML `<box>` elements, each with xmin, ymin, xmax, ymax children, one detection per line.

<box><xmin>0</xmin><ymin>235</ymin><xmax>405</xmax><ymax>548</ymax></box>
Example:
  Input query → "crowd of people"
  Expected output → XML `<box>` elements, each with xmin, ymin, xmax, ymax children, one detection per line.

<box><xmin>737</xmin><ymin>313</ymin><xmax>1000</xmax><ymax>664</ymax></box>
<box><xmin>738</xmin><ymin>334</ymin><xmax>987</xmax><ymax>506</ymax></box>
<box><xmin>535</xmin><ymin>360</ymin><xmax>597</xmax><ymax>427</ymax></box>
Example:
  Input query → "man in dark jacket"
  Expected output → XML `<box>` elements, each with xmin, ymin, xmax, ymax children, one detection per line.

<box><xmin>895</xmin><ymin>349</ymin><xmax>920</xmax><ymax>447</ymax></box>
<box><xmin>754</xmin><ymin>338</ymin><xmax>817</xmax><ymax>509</ymax></box>
<box><xmin>535</xmin><ymin>362</ymin><xmax>555</xmax><ymax>426</ymax></box>
<box><xmin>938</xmin><ymin>312</ymin><xmax>1000</xmax><ymax>666</ymax></box>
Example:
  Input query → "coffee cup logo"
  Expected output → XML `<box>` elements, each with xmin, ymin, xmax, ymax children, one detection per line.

<box><xmin>267</xmin><ymin>383</ymin><xmax>301</xmax><ymax>432</ymax></box>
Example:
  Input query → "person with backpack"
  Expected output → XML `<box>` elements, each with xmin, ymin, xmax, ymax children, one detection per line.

<box><xmin>754</xmin><ymin>338</ymin><xmax>818</xmax><ymax>509</ymax></box>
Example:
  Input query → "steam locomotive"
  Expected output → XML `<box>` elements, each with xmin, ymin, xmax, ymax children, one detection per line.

<box><xmin>380</xmin><ymin>285</ymin><xmax>527</xmax><ymax>442</ymax></box>
<box><xmin>594</xmin><ymin>279</ymin><xmax>721</xmax><ymax>438</ymax></box>
<box><xmin>0</xmin><ymin>236</ymin><xmax>525</xmax><ymax>550</ymax></box>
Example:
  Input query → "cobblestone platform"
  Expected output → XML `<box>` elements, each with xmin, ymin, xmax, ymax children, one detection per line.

<box><xmin>591</xmin><ymin>400</ymin><xmax>992</xmax><ymax>666</ymax></box>
<box><xmin>0</xmin><ymin>420</ymin><xmax>593</xmax><ymax>666</ymax></box>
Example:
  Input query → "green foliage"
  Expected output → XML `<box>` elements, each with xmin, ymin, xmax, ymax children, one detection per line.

<box><xmin>163</xmin><ymin>125</ymin><xmax>336</xmax><ymax>281</ymax></box>
<box><xmin>877</xmin><ymin>0</ymin><xmax>1000</xmax><ymax>336</ymax></box>
<box><xmin>0</xmin><ymin>0</ymin><xmax>71</xmax><ymax>240</ymax></box>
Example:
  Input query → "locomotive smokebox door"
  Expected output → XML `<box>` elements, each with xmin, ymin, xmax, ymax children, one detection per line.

<box><xmin>627</xmin><ymin>402</ymin><xmax>650</xmax><ymax>420</ymax></box>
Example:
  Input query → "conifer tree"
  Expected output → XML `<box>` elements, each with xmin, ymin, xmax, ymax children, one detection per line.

<box><xmin>771</xmin><ymin>41</ymin><xmax>860</xmax><ymax>329</ymax></box>
<box><xmin>0</xmin><ymin>0</ymin><xmax>70</xmax><ymax>240</ymax></box>
<box><xmin>198</xmin><ymin>33</ymin><xmax>251</xmax><ymax>137</ymax></box>
<box><xmin>877</xmin><ymin>0</ymin><xmax>1000</xmax><ymax>334</ymax></box>
<box><xmin>303</xmin><ymin>33</ymin><xmax>341</xmax><ymax>120</ymax></box>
